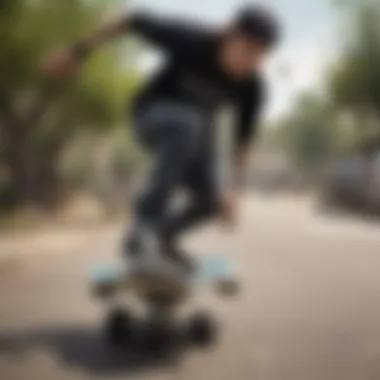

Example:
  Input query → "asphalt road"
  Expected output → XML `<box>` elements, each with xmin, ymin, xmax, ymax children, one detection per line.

<box><xmin>1</xmin><ymin>196</ymin><xmax>380</xmax><ymax>380</ymax></box>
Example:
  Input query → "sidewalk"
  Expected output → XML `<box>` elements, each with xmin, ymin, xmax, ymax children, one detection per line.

<box><xmin>0</xmin><ymin>223</ymin><xmax>120</xmax><ymax>271</ymax></box>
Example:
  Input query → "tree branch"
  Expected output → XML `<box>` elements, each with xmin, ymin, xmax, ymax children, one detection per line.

<box><xmin>0</xmin><ymin>93</ymin><xmax>20</xmax><ymax>131</ymax></box>
<box><xmin>23</xmin><ymin>87</ymin><xmax>59</xmax><ymax>128</ymax></box>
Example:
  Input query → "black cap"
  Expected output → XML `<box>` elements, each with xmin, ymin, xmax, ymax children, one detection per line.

<box><xmin>234</xmin><ymin>4</ymin><xmax>281</xmax><ymax>49</ymax></box>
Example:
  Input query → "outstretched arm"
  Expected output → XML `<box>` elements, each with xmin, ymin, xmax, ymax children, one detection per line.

<box><xmin>71</xmin><ymin>17</ymin><xmax>133</xmax><ymax>57</ymax></box>
<box><xmin>41</xmin><ymin>16</ymin><xmax>133</xmax><ymax>77</ymax></box>
<box><xmin>218</xmin><ymin>80</ymin><xmax>264</xmax><ymax>229</ymax></box>
<box><xmin>42</xmin><ymin>12</ymin><xmax>203</xmax><ymax>77</ymax></box>
<box><xmin>233</xmin><ymin>80</ymin><xmax>264</xmax><ymax>190</ymax></box>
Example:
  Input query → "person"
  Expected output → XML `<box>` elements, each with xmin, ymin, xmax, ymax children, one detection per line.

<box><xmin>43</xmin><ymin>4</ymin><xmax>281</xmax><ymax>276</ymax></box>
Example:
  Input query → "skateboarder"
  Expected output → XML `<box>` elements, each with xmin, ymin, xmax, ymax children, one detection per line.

<box><xmin>43</xmin><ymin>4</ymin><xmax>281</xmax><ymax>276</ymax></box>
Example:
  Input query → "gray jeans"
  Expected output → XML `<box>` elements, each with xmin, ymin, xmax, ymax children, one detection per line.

<box><xmin>133</xmin><ymin>101</ymin><xmax>219</xmax><ymax>244</ymax></box>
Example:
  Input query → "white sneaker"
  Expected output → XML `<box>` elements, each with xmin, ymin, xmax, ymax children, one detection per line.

<box><xmin>125</xmin><ymin>227</ymin><xmax>186</xmax><ymax>282</ymax></box>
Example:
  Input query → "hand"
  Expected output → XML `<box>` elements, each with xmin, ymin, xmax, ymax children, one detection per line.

<box><xmin>41</xmin><ymin>48</ymin><xmax>81</xmax><ymax>79</ymax></box>
<box><xmin>218</xmin><ymin>189</ymin><xmax>240</xmax><ymax>229</ymax></box>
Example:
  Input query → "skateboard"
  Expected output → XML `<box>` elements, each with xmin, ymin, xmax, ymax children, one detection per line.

<box><xmin>90</xmin><ymin>255</ymin><xmax>240</xmax><ymax>350</ymax></box>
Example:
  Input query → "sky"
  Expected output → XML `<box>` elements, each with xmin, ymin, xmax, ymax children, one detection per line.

<box><xmin>128</xmin><ymin>0</ymin><xmax>338</xmax><ymax>121</ymax></box>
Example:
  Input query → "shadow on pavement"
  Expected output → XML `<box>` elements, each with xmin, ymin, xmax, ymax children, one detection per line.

<box><xmin>0</xmin><ymin>325</ymin><xmax>185</xmax><ymax>376</ymax></box>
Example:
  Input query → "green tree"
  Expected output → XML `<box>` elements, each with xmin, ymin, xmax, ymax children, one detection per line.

<box><xmin>270</xmin><ymin>0</ymin><xmax>380</xmax><ymax>176</ymax></box>
<box><xmin>329</xmin><ymin>0</ymin><xmax>380</xmax><ymax>142</ymax></box>
<box><xmin>0</xmin><ymin>0</ymin><xmax>140</xmax><ymax>210</ymax></box>
<box><xmin>272</xmin><ymin>94</ymin><xmax>338</xmax><ymax>174</ymax></box>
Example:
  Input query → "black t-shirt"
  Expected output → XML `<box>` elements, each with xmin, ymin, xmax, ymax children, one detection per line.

<box><xmin>130</xmin><ymin>12</ymin><xmax>266</xmax><ymax>147</ymax></box>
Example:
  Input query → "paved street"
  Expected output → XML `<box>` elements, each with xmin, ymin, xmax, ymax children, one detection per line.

<box><xmin>1</xmin><ymin>196</ymin><xmax>380</xmax><ymax>380</ymax></box>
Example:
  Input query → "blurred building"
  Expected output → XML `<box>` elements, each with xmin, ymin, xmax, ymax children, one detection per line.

<box><xmin>249</xmin><ymin>151</ymin><xmax>301</xmax><ymax>193</ymax></box>
<box><xmin>320</xmin><ymin>135</ymin><xmax>380</xmax><ymax>216</ymax></box>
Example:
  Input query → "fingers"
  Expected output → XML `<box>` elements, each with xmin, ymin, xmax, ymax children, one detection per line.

<box><xmin>41</xmin><ymin>49</ymin><xmax>80</xmax><ymax>79</ymax></box>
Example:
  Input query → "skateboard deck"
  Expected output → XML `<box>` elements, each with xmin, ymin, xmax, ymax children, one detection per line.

<box><xmin>90</xmin><ymin>255</ymin><xmax>238</xmax><ymax>302</ymax></box>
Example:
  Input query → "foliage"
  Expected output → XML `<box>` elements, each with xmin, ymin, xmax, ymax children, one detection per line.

<box><xmin>0</xmin><ymin>0</ymin><xmax>140</xmax><ymax>210</ymax></box>
<box><xmin>329</xmin><ymin>0</ymin><xmax>380</xmax><ymax>136</ymax></box>
<box><xmin>272</xmin><ymin>94</ymin><xmax>338</xmax><ymax>171</ymax></box>
<box><xmin>270</xmin><ymin>0</ymin><xmax>380</xmax><ymax>175</ymax></box>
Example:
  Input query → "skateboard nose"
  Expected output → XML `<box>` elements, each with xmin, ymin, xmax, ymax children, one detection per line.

<box><xmin>91</xmin><ymin>264</ymin><xmax>121</xmax><ymax>284</ymax></box>
<box><xmin>203</xmin><ymin>256</ymin><xmax>232</xmax><ymax>277</ymax></box>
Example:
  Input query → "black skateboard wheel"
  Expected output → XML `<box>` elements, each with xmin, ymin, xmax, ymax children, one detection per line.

<box><xmin>216</xmin><ymin>278</ymin><xmax>241</xmax><ymax>296</ymax></box>
<box><xmin>141</xmin><ymin>320</ymin><xmax>176</xmax><ymax>353</ymax></box>
<box><xmin>104</xmin><ymin>308</ymin><xmax>134</xmax><ymax>347</ymax></box>
<box><xmin>188</xmin><ymin>312</ymin><xmax>217</xmax><ymax>346</ymax></box>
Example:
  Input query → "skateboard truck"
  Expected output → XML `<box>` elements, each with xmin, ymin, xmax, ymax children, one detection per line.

<box><xmin>90</xmin><ymin>255</ymin><xmax>240</xmax><ymax>351</ymax></box>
